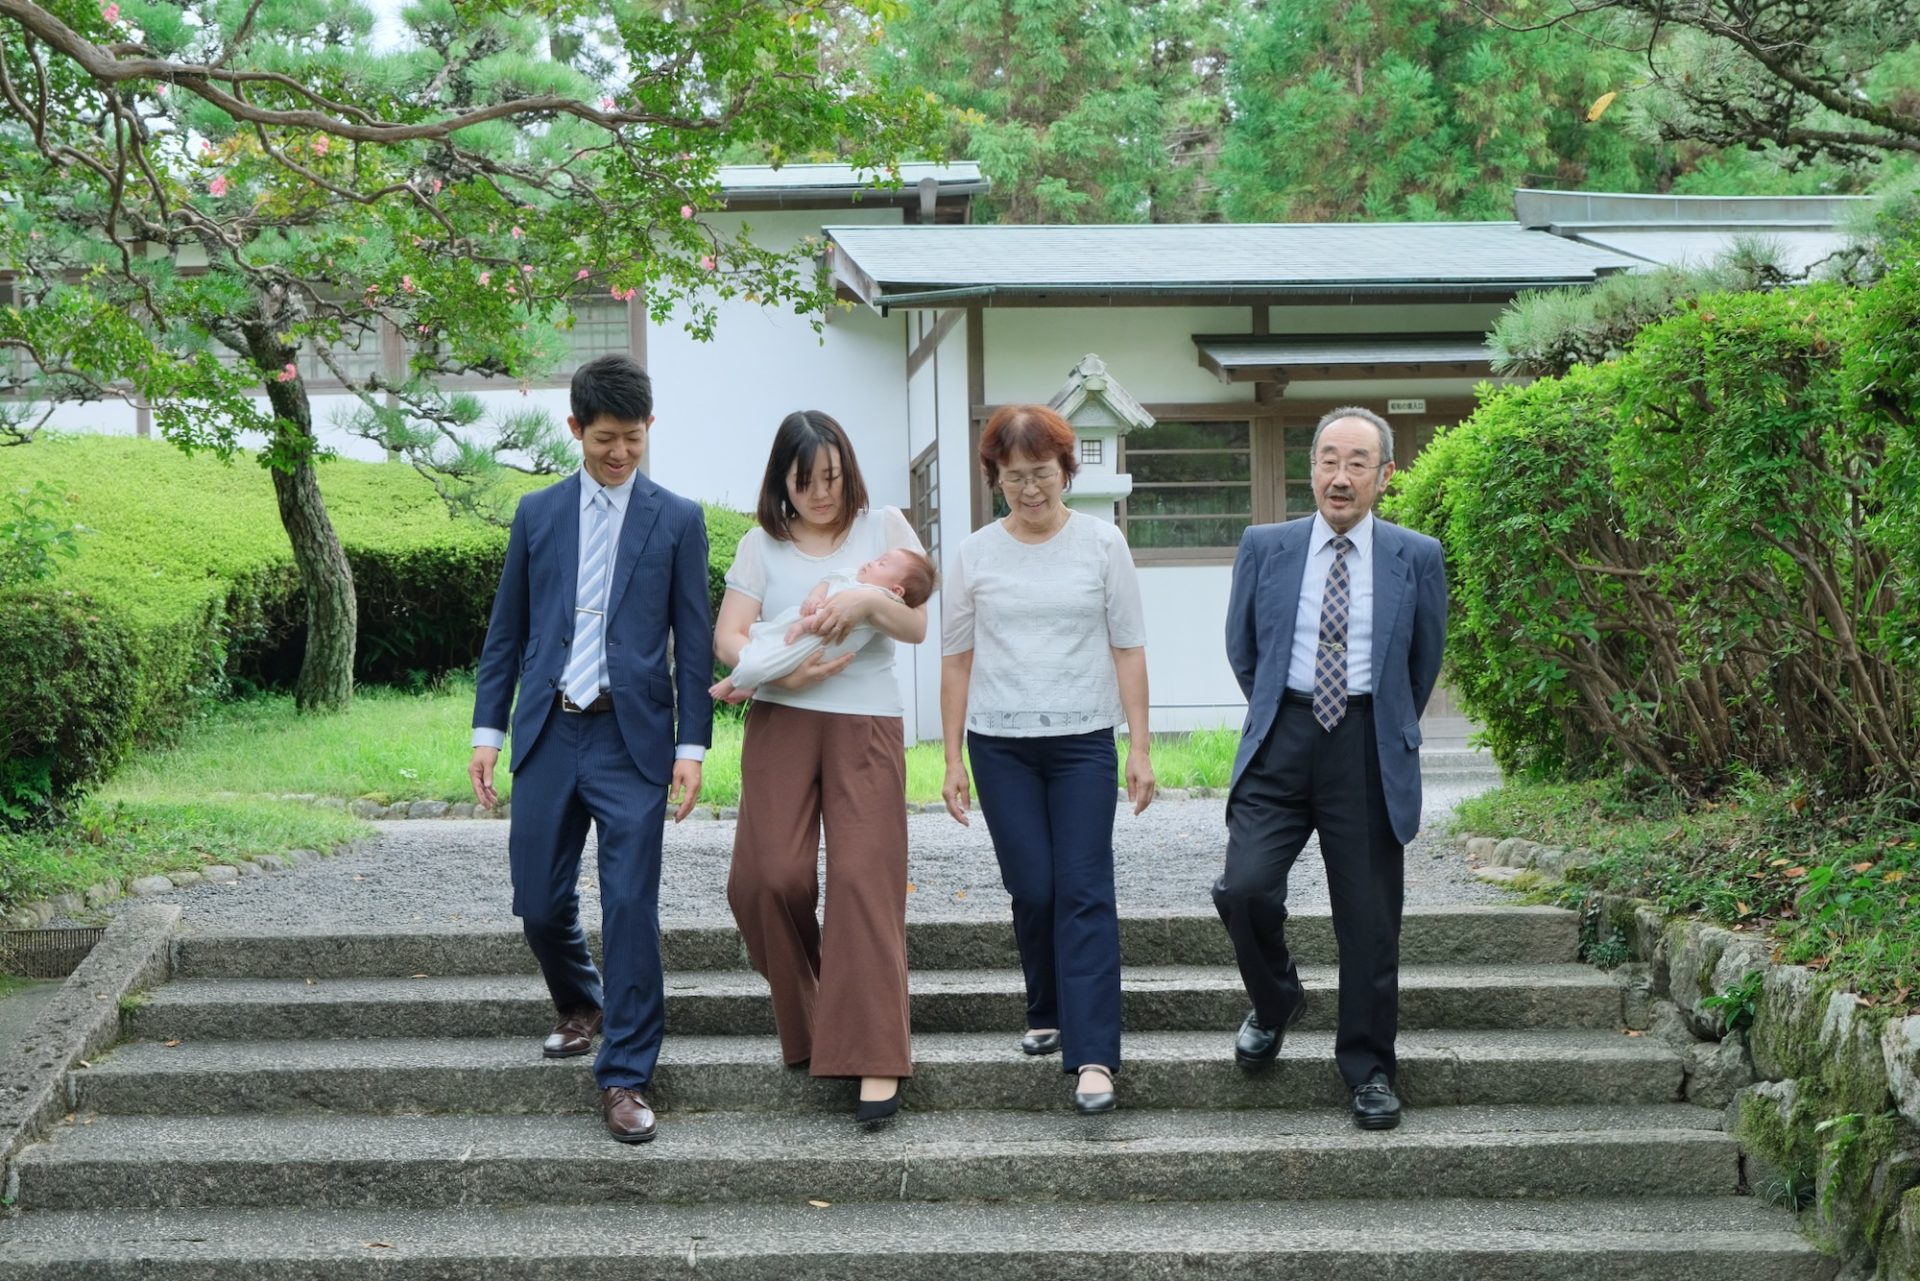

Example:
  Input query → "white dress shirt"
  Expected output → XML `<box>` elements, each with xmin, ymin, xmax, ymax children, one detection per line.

<box><xmin>1286</xmin><ymin>511</ymin><xmax>1376</xmax><ymax>696</ymax></box>
<box><xmin>473</xmin><ymin>469</ymin><xmax>704</xmax><ymax>761</ymax></box>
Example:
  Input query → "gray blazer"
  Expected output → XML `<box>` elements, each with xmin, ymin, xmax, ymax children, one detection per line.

<box><xmin>1224</xmin><ymin>516</ymin><xmax>1447</xmax><ymax>845</ymax></box>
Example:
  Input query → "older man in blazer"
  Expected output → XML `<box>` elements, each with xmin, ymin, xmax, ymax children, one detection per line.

<box><xmin>468</xmin><ymin>354</ymin><xmax>713</xmax><ymax>1144</ymax></box>
<box><xmin>1214</xmin><ymin>405</ymin><xmax>1447</xmax><ymax>1130</ymax></box>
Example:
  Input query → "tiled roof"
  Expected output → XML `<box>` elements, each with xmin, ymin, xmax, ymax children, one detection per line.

<box><xmin>826</xmin><ymin>222</ymin><xmax>1638</xmax><ymax>303</ymax></box>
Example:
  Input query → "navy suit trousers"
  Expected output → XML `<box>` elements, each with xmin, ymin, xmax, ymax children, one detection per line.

<box><xmin>508</xmin><ymin>706</ymin><xmax>668</xmax><ymax>1090</ymax></box>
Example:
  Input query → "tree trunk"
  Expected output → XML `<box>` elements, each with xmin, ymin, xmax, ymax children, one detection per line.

<box><xmin>249</xmin><ymin>326</ymin><xmax>356</xmax><ymax>713</ymax></box>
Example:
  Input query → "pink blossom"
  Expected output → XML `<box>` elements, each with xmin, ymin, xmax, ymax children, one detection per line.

<box><xmin>418</xmin><ymin>324</ymin><xmax>429</xmax><ymax>334</ymax></box>
<box><xmin>610</xmin><ymin>286</ymin><xmax>636</xmax><ymax>302</ymax></box>
<box><xmin>700</xmin><ymin>255</ymin><xmax>716</xmax><ymax>271</ymax></box>
<box><xmin>100</xmin><ymin>3</ymin><xmax>119</xmax><ymax>22</ymax></box>
<box><xmin>312</xmin><ymin>136</ymin><xmax>329</xmax><ymax>157</ymax></box>
<box><xmin>200</xmin><ymin>140</ymin><xmax>215</xmax><ymax>157</ymax></box>
<box><xmin>506</xmin><ymin>285</ymin><xmax>517</xmax><ymax>295</ymax></box>
<box><xmin>520</xmin><ymin>264</ymin><xmax>534</xmax><ymax>276</ymax></box>
<box><xmin>510</xmin><ymin>225</ymin><xmax>525</xmax><ymax>239</ymax></box>
<box><xmin>410</xmin><ymin>236</ymin><xmax>422</xmax><ymax>247</ymax></box>
<box><xmin>680</xmin><ymin>205</ymin><xmax>693</xmax><ymax>219</ymax></box>
<box><xmin>431</xmin><ymin>179</ymin><xmax>443</xmax><ymax>194</ymax></box>
<box><xmin>277</xmin><ymin>363</ymin><xmax>296</xmax><ymax>382</ymax></box>
<box><xmin>576</xmin><ymin>269</ymin><xmax>591</xmax><ymax>280</ymax></box>
<box><xmin>478</xmin><ymin>271</ymin><xmax>491</xmax><ymax>286</ymax></box>
<box><xmin>601</xmin><ymin>97</ymin><xmax>615</xmax><ymax>110</ymax></box>
<box><xmin>208</xmin><ymin>174</ymin><xmax>229</xmax><ymax>198</ymax></box>
<box><xmin>154</xmin><ymin>84</ymin><xmax>167</xmax><ymax>95</ymax></box>
<box><xmin>401</xmin><ymin>275</ymin><xmax>415</xmax><ymax>293</ymax></box>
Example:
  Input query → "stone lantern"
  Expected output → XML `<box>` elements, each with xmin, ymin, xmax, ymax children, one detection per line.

<box><xmin>1045</xmin><ymin>354</ymin><xmax>1154</xmax><ymax>525</ymax></box>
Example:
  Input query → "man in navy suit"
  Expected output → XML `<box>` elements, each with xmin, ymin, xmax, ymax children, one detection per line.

<box><xmin>1214</xmin><ymin>406</ymin><xmax>1446</xmax><ymax>1131</ymax></box>
<box><xmin>468</xmin><ymin>354</ymin><xmax>714</xmax><ymax>1143</ymax></box>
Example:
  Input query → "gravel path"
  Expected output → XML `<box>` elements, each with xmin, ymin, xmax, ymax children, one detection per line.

<box><xmin>75</xmin><ymin>771</ymin><xmax>1506</xmax><ymax>935</ymax></box>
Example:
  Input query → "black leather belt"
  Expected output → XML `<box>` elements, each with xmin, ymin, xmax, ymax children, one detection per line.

<box><xmin>558</xmin><ymin>691</ymin><xmax>615</xmax><ymax>714</ymax></box>
<box><xmin>1283</xmin><ymin>689</ymin><xmax>1372</xmax><ymax>709</ymax></box>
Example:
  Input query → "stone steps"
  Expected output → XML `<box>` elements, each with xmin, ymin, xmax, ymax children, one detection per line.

<box><xmin>127</xmin><ymin>962</ymin><xmax>1624</xmax><ymax>1041</ymax></box>
<box><xmin>165</xmin><ymin>905</ymin><xmax>1579</xmax><ymax>979</ymax></box>
<box><xmin>15</xmin><ymin>1106</ymin><xmax>1739</xmax><ymax>1211</ymax></box>
<box><xmin>0</xmin><ymin>1199</ymin><xmax>1830</xmax><ymax>1280</ymax></box>
<box><xmin>73</xmin><ymin>1029</ymin><xmax>1684</xmax><ymax>1115</ymax></box>
<box><xmin>0</xmin><ymin>905</ymin><xmax>1829</xmax><ymax>1280</ymax></box>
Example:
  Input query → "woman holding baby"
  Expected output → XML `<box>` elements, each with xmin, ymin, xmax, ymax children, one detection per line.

<box><xmin>714</xmin><ymin>410</ymin><xmax>932</xmax><ymax>1127</ymax></box>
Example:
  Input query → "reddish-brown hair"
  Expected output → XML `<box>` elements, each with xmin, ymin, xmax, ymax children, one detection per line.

<box><xmin>979</xmin><ymin>404</ymin><xmax>1079</xmax><ymax>490</ymax></box>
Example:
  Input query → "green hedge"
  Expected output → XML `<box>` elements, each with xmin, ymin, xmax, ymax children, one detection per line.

<box><xmin>1390</xmin><ymin>261</ymin><xmax>1920</xmax><ymax>794</ymax></box>
<box><xmin>0</xmin><ymin>436</ymin><xmax>746</xmax><ymax>819</ymax></box>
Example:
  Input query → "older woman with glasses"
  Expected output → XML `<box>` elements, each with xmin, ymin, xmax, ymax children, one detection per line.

<box><xmin>939</xmin><ymin>403</ymin><xmax>1155</xmax><ymax>1115</ymax></box>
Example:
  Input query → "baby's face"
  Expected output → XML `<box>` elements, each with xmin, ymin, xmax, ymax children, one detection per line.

<box><xmin>856</xmin><ymin>550</ymin><xmax>913</xmax><ymax>596</ymax></box>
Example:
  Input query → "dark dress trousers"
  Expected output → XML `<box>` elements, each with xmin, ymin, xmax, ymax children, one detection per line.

<box><xmin>473</xmin><ymin>470</ymin><xmax>714</xmax><ymax>1090</ymax></box>
<box><xmin>1212</xmin><ymin>516</ymin><xmax>1446</xmax><ymax>1088</ymax></box>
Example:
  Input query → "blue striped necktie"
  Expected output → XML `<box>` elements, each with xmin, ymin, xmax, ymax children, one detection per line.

<box><xmin>564</xmin><ymin>490</ymin><xmax>614</xmax><ymax>707</ymax></box>
<box><xmin>1312</xmin><ymin>535</ymin><xmax>1353</xmax><ymax>732</ymax></box>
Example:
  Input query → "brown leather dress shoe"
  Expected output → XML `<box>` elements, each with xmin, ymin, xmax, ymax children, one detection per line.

<box><xmin>602</xmin><ymin>1086</ymin><xmax>657</xmax><ymax>1144</ymax></box>
<box><xmin>542</xmin><ymin>1007</ymin><xmax>603</xmax><ymax>1060</ymax></box>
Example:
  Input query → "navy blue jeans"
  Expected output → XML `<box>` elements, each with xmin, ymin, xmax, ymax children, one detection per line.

<box><xmin>967</xmin><ymin>728</ymin><xmax>1122</xmax><ymax>1075</ymax></box>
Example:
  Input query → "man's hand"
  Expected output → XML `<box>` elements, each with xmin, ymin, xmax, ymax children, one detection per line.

<box><xmin>670</xmin><ymin>758</ymin><xmax>703</xmax><ymax>823</ymax></box>
<box><xmin>468</xmin><ymin>746</ymin><xmax>501</xmax><ymax>809</ymax></box>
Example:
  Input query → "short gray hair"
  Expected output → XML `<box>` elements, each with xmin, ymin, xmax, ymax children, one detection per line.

<box><xmin>1310</xmin><ymin>406</ymin><xmax>1394</xmax><ymax>466</ymax></box>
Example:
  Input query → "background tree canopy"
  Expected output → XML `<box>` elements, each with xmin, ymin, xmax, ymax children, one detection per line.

<box><xmin>875</xmin><ymin>0</ymin><xmax>1919</xmax><ymax>224</ymax></box>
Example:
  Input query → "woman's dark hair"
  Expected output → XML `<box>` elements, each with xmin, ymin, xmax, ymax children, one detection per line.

<box><xmin>756</xmin><ymin>411</ymin><xmax>869</xmax><ymax>541</ymax></box>
<box><xmin>570</xmin><ymin>354</ymin><xmax>653</xmax><ymax>428</ymax></box>
<box><xmin>979</xmin><ymin>404</ymin><xmax>1079</xmax><ymax>489</ymax></box>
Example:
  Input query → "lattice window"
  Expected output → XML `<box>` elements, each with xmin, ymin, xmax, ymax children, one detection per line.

<box><xmin>565</xmin><ymin>299</ymin><xmax>633</xmax><ymax>367</ymax></box>
<box><xmin>909</xmin><ymin>440</ymin><xmax>939</xmax><ymax>562</ymax></box>
<box><xmin>1080</xmin><ymin>437</ymin><xmax>1103</xmax><ymax>466</ymax></box>
<box><xmin>1118</xmin><ymin>419</ymin><xmax>1253</xmax><ymax>551</ymax></box>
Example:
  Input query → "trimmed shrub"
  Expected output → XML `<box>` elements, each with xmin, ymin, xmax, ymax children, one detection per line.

<box><xmin>0</xmin><ymin>590</ymin><xmax>140</xmax><ymax>823</ymax></box>
<box><xmin>0</xmin><ymin>437</ymin><xmax>750</xmax><ymax>813</ymax></box>
<box><xmin>1392</xmin><ymin>269</ymin><xmax>1920</xmax><ymax>794</ymax></box>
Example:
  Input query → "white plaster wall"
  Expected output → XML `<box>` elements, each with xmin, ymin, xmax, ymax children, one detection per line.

<box><xmin>1137</xmin><ymin>563</ymin><xmax>1244</xmax><ymax>734</ymax></box>
<box><xmin>983</xmin><ymin>307</ymin><xmax>1256</xmax><ymax>406</ymax></box>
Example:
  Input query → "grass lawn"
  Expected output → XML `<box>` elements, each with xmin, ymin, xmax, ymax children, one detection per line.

<box><xmin>1456</xmin><ymin>775</ymin><xmax>1920</xmax><ymax>1007</ymax></box>
<box><xmin>104</xmin><ymin>679</ymin><xmax>1242</xmax><ymax>809</ymax></box>
<box><xmin>2</xmin><ymin>681</ymin><xmax>1238</xmax><ymax>914</ymax></box>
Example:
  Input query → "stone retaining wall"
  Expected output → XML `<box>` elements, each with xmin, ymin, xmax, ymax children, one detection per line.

<box><xmin>1459</xmin><ymin>833</ymin><xmax>1920</xmax><ymax>1281</ymax></box>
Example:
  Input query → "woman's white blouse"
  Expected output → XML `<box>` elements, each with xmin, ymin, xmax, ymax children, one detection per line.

<box><xmin>725</xmin><ymin>506</ymin><xmax>924</xmax><ymax>717</ymax></box>
<box><xmin>942</xmin><ymin>512</ymin><xmax>1147</xmax><ymax>737</ymax></box>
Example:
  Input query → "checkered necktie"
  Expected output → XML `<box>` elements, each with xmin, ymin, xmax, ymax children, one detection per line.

<box><xmin>1312</xmin><ymin>535</ymin><xmax>1354</xmax><ymax>732</ymax></box>
<box><xmin>563</xmin><ymin>490</ymin><xmax>614</xmax><ymax>707</ymax></box>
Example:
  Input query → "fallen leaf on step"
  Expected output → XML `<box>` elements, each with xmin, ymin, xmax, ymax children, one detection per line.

<box><xmin>367</xmin><ymin>1242</ymin><xmax>394</xmax><ymax>1250</ymax></box>
<box><xmin>906</xmin><ymin>883</ymin><xmax>916</xmax><ymax>894</ymax></box>
<box><xmin>76</xmin><ymin>1060</ymin><xmax>90</xmax><ymax>1069</ymax></box>
<box><xmin>81</xmin><ymin>1117</ymin><xmax>94</xmax><ymax>1126</ymax></box>
<box><xmin>952</xmin><ymin>890</ymin><xmax>966</xmax><ymax>901</ymax></box>
<box><xmin>411</xmin><ymin>973</ymin><xmax>429</xmax><ymax>979</ymax></box>
<box><xmin>1623</xmin><ymin>1029</ymin><xmax>1644</xmax><ymax>1037</ymax></box>
<box><xmin>305</xmin><ymin>978</ymin><xmax>316</xmax><ymax>986</ymax></box>
<box><xmin>807</xmin><ymin>1200</ymin><xmax>831</xmax><ymax>1209</ymax></box>
<box><xmin>163</xmin><ymin>1039</ymin><xmax>181</xmax><ymax>1048</ymax></box>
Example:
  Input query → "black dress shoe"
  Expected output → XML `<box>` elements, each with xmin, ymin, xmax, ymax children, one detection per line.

<box><xmin>854</xmin><ymin>1081</ymin><xmax>902</xmax><ymax>1128</ymax></box>
<box><xmin>1072</xmin><ymin>1066</ymin><xmax>1117</xmax><ymax>1115</ymax></box>
<box><xmin>1351</xmin><ymin>1073</ymin><xmax>1402</xmax><ymax>1130</ymax></box>
<box><xmin>1020</xmin><ymin>1029</ymin><xmax>1062</xmax><ymax>1056</ymax></box>
<box><xmin>1233</xmin><ymin>1001</ymin><xmax>1305</xmax><ymax>1065</ymax></box>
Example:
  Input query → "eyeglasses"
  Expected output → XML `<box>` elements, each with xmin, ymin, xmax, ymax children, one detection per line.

<box><xmin>1313</xmin><ymin>456</ymin><xmax>1385</xmax><ymax>479</ymax></box>
<box><xmin>998</xmin><ymin>467</ymin><xmax>1061</xmax><ymax>490</ymax></box>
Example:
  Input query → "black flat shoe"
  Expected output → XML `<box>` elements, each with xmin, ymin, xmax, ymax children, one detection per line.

<box><xmin>1233</xmin><ymin>1000</ymin><xmax>1305</xmax><ymax>1065</ymax></box>
<box><xmin>854</xmin><ymin>1083</ymin><xmax>902</xmax><ymax>1127</ymax></box>
<box><xmin>1020</xmin><ymin>1029</ymin><xmax>1062</xmax><ymax>1056</ymax></box>
<box><xmin>1072</xmin><ymin>1065</ymin><xmax>1116</xmax><ymax>1115</ymax></box>
<box><xmin>1351</xmin><ymin>1073</ymin><xmax>1402</xmax><ymax>1130</ymax></box>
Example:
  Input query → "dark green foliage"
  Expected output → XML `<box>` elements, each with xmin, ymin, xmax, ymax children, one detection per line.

<box><xmin>0</xmin><ymin>591</ymin><xmax>140</xmax><ymax>825</ymax></box>
<box><xmin>1217</xmin><ymin>0</ymin><xmax>1663</xmax><ymax>222</ymax></box>
<box><xmin>0</xmin><ymin>481</ymin><xmax>84</xmax><ymax>590</ymax></box>
<box><xmin>1393</xmin><ymin>264</ymin><xmax>1920</xmax><ymax>793</ymax></box>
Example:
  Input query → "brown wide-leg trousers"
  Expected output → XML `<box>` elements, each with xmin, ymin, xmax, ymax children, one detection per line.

<box><xmin>728</xmin><ymin>700</ymin><xmax>913</xmax><ymax>1079</ymax></box>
